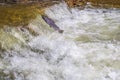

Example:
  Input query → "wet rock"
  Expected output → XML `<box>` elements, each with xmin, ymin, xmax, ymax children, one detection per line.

<box><xmin>65</xmin><ymin>0</ymin><xmax>120</xmax><ymax>8</ymax></box>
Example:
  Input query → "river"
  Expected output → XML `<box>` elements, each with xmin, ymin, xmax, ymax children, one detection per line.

<box><xmin>0</xmin><ymin>3</ymin><xmax>120</xmax><ymax>80</ymax></box>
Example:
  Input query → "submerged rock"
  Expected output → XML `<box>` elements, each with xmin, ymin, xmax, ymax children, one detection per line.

<box><xmin>0</xmin><ymin>4</ymin><xmax>38</xmax><ymax>27</ymax></box>
<box><xmin>0</xmin><ymin>28</ymin><xmax>24</xmax><ymax>50</ymax></box>
<box><xmin>0</xmin><ymin>14</ymin><xmax>57</xmax><ymax>51</ymax></box>
<box><xmin>0</xmin><ymin>0</ymin><xmax>61</xmax><ymax>27</ymax></box>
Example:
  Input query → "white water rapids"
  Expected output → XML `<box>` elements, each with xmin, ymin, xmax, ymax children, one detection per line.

<box><xmin>0</xmin><ymin>3</ymin><xmax>120</xmax><ymax>80</ymax></box>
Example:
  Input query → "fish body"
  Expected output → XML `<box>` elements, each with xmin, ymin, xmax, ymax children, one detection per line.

<box><xmin>42</xmin><ymin>15</ymin><xmax>63</xmax><ymax>33</ymax></box>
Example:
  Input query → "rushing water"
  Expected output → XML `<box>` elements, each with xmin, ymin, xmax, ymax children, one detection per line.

<box><xmin>0</xmin><ymin>3</ymin><xmax>120</xmax><ymax>80</ymax></box>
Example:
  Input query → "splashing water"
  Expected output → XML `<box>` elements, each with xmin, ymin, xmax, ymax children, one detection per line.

<box><xmin>0</xmin><ymin>3</ymin><xmax>120</xmax><ymax>80</ymax></box>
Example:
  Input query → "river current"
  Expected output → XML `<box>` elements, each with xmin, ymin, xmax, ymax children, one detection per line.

<box><xmin>0</xmin><ymin>3</ymin><xmax>120</xmax><ymax>80</ymax></box>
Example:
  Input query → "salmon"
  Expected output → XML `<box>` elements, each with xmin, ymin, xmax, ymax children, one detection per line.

<box><xmin>42</xmin><ymin>15</ymin><xmax>64</xmax><ymax>33</ymax></box>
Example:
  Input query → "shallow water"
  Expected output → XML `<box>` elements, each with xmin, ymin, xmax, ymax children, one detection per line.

<box><xmin>0</xmin><ymin>3</ymin><xmax>120</xmax><ymax>80</ymax></box>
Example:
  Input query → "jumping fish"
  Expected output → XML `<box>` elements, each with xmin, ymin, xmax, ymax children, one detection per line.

<box><xmin>41</xmin><ymin>15</ymin><xmax>64</xmax><ymax>33</ymax></box>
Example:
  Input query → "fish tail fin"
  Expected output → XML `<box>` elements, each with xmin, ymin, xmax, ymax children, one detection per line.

<box><xmin>58</xmin><ymin>30</ymin><xmax>64</xmax><ymax>33</ymax></box>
